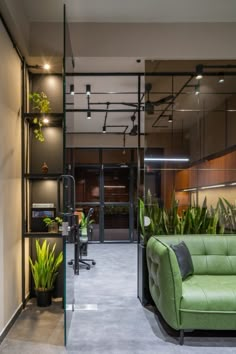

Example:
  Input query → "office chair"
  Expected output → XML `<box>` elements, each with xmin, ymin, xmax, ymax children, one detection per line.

<box><xmin>79</xmin><ymin>208</ymin><xmax>96</xmax><ymax>270</ymax></box>
<box><xmin>68</xmin><ymin>208</ymin><xmax>96</xmax><ymax>272</ymax></box>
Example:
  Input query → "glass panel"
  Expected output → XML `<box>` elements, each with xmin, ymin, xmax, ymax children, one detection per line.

<box><xmin>75</xmin><ymin>167</ymin><xmax>100</xmax><ymax>203</ymax></box>
<box><xmin>104</xmin><ymin>204</ymin><xmax>130</xmax><ymax>241</ymax></box>
<box><xmin>104</xmin><ymin>167</ymin><xmax>129</xmax><ymax>202</ymax></box>
<box><xmin>64</xmin><ymin>4</ymin><xmax>75</xmax><ymax>346</ymax></box>
<box><xmin>103</xmin><ymin>149</ymin><xmax>131</xmax><ymax>164</ymax></box>
<box><xmin>144</xmin><ymin>59</ymin><xmax>236</xmax><ymax>237</ymax></box>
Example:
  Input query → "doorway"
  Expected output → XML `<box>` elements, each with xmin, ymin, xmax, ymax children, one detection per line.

<box><xmin>66</xmin><ymin>148</ymin><xmax>138</xmax><ymax>242</ymax></box>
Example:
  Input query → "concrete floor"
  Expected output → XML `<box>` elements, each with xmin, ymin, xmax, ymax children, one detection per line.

<box><xmin>1</xmin><ymin>243</ymin><xmax>236</xmax><ymax>353</ymax></box>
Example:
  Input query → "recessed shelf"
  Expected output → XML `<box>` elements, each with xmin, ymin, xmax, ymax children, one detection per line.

<box><xmin>24</xmin><ymin>232</ymin><xmax>62</xmax><ymax>238</ymax></box>
<box><xmin>24</xmin><ymin>173</ymin><xmax>62</xmax><ymax>180</ymax></box>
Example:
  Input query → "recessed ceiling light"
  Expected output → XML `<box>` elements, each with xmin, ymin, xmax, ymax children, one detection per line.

<box><xmin>43</xmin><ymin>63</ymin><xmax>50</xmax><ymax>70</ymax></box>
<box><xmin>43</xmin><ymin>117</ymin><xmax>49</xmax><ymax>124</ymax></box>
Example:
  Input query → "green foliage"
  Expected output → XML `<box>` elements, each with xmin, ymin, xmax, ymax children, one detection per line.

<box><xmin>139</xmin><ymin>192</ymin><xmax>229</xmax><ymax>245</ymax></box>
<box><xmin>29</xmin><ymin>239</ymin><xmax>63</xmax><ymax>291</ymax></box>
<box><xmin>217</xmin><ymin>197</ymin><xmax>236</xmax><ymax>233</ymax></box>
<box><xmin>43</xmin><ymin>216</ymin><xmax>63</xmax><ymax>226</ymax></box>
<box><xmin>29</xmin><ymin>92</ymin><xmax>51</xmax><ymax>142</ymax></box>
<box><xmin>79</xmin><ymin>212</ymin><xmax>95</xmax><ymax>231</ymax></box>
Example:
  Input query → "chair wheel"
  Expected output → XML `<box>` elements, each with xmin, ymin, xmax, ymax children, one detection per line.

<box><xmin>86</xmin><ymin>266</ymin><xmax>90</xmax><ymax>270</ymax></box>
<box><xmin>92</xmin><ymin>261</ymin><xmax>96</xmax><ymax>265</ymax></box>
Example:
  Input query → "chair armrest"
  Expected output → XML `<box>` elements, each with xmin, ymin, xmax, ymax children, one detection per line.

<box><xmin>146</xmin><ymin>237</ymin><xmax>182</xmax><ymax>330</ymax></box>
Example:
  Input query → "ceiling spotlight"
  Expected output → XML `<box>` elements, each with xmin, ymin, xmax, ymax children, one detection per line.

<box><xmin>43</xmin><ymin>63</ymin><xmax>50</xmax><ymax>70</ymax></box>
<box><xmin>43</xmin><ymin>117</ymin><xmax>49</xmax><ymax>124</ymax></box>
<box><xmin>70</xmin><ymin>84</ymin><xmax>74</xmax><ymax>95</ymax></box>
<box><xmin>102</xmin><ymin>126</ymin><xmax>106</xmax><ymax>133</ymax></box>
<box><xmin>168</xmin><ymin>115</ymin><xmax>173</xmax><ymax>123</ymax></box>
<box><xmin>218</xmin><ymin>73</ymin><xmax>225</xmax><ymax>83</ymax></box>
<box><xmin>196</xmin><ymin>64</ymin><xmax>203</xmax><ymax>80</ymax></box>
<box><xmin>86</xmin><ymin>84</ymin><xmax>91</xmax><ymax>96</ymax></box>
<box><xmin>195</xmin><ymin>84</ymin><xmax>200</xmax><ymax>95</ymax></box>
<box><xmin>87</xmin><ymin>111</ymin><xmax>91</xmax><ymax>120</ymax></box>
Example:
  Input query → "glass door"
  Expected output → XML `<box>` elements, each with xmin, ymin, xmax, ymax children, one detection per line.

<box><xmin>103</xmin><ymin>166</ymin><xmax>132</xmax><ymax>241</ymax></box>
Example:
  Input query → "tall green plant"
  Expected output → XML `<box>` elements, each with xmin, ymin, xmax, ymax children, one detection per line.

<box><xmin>29</xmin><ymin>240</ymin><xmax>63</xmax><ymax>291</ymax></box>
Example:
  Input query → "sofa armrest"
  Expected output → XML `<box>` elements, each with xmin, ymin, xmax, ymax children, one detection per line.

<box><xmin>146</xmin><ymin>237</ymin><xmax>182</xmax><ymax>330</ymax></box>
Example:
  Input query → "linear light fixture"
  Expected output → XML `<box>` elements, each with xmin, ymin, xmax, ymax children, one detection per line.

<box><xmin>104</xmin><ymin>185</ymin><xmax>126</xmax><ymax>188</ymax></box>
<box><xmin>144</xmin><ymin>157</ymin><xmax>189</xmax><ymax>162</ymax></box>
<box><xmin>195</xmin><ymin>83</ymin><xmax>200</xmax><ymax>95</ymax></box>
<box><xmin>70</xmin><ymin>84</ymin><xmax>74</xmax><ymax>95</ymax></box>
<box><xmin>218</xmin><ymin>73</ymin><xmax>225</xmax><ymax>83</ymax></box>
<box><xmin>183</xmin><ymin>188</ymin><xmax>197</xmax><ymax>192</ymax></box>
<box><xmin>195</xmin><ymin>64</ymin><xmax>203</xmax><ymax>80</ymax></box>
<box><xmin>201</xmin><ymin>184</ymin><xmax>225</xmax><ymax>190</ymax></box>
<box><xmin>86</xmin><ymin>84</ymin><xmax>91</xmax><ymax>96</ymax></box>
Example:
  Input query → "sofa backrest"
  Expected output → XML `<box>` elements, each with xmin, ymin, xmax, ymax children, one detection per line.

<box><xmin>155</xmin><ymin>235</ymin><xmax>236</xmax><ymax>275</ymax></box>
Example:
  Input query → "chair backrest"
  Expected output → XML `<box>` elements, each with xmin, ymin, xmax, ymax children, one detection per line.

<box><xmin>155</xmin><ymin>235</ymin><xmax>236</xmax><ymax>275</ymax></box>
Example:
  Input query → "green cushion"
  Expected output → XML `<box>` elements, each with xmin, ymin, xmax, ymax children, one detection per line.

<box><xmin>156</xmin><ymin>236</ymin><xmax>236</xmax><ymax>275</ymax></box>
<box><xmin>181</xmin><ymin>275</ymin><xmax>236</xmax><ymax>313</ymax></box>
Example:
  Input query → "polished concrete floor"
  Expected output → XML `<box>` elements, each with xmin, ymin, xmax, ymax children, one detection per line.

<box><xmin>1</xmin><ymin>243</ymin><xmax>236</xmax><ymax>353</ymax></box>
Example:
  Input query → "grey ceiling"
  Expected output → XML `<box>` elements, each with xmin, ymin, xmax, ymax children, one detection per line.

<box><xmin>22</xmin><ymin>0</ymin><xmax>236</xmax><ymax>23</ymax></box>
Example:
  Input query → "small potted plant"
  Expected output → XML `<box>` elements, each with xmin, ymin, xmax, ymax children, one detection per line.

<box><xmin>29</xmin><ymin>239</ymin><xmax>63</xmax><ymax>307</ymax></box>
<box><xmin>43</xmin><ymin>216</ymin><xmax>62</xmax><ymax>233</ymax></box>
<box><xmin>79</xmin><ymin>212</ymin><xmax>94</xmax><ymax>236</ymax></box>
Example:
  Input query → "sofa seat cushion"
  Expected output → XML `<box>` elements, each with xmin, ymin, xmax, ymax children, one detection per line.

<box><xmin>181</xmin><ymin>275</ymin><xmax>236</xmax><ymax>313</ymax></box>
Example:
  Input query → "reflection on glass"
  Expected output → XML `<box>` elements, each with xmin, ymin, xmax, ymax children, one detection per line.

<box><xmin>75</xmin><ymin>168</ymin><xmax>100</xmax><ymax>203</ymax></box>
<box><xmin>104</xmin><ymin>205</ymin><xmax>129</xmax><ymax>241</ymax></box>
<box><xmin>104</xmin><ymin>168</ymin><xmax>129</xmax><ymax>202</ymax></box>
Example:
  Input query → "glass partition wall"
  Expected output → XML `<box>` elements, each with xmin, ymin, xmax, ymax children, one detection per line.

<box><xmin>144</xmin><ymin>60</ymin><xmax>236</xmax><ymax>236</ymax></box>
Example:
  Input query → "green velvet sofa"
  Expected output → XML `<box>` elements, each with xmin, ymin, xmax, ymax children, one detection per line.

<box><xmin>146</xmin><ymin>235</ymin><xmax>236</xmax><ymax>344</ymax></box>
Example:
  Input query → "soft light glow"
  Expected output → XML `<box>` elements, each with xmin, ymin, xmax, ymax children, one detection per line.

<box><xmin>201</xmin><ymin>184</ymin><xmax>225</xmax><ymax>190</ymax></box>
<box><xmin>43</xmin><ymin>117</ymin><xmax>49</xmax><ymax>124</ymax></box>
<box><xmin>144</xmin><ymin>157</ymin><xmax>189</xmax><ymax>162</ymax></box>
<box><xmin>196</xmin><ymin>74</ymin><xmax>203</xmax><ymax>80</ymax></box>
<box><xmin>104</xmin><ymin>185</ymin><xmax>126</xmax><ymax>188</ymax></box>
<box><xmin>43</xmin><ymin>63</ymin><xmax>50</xmax><ymax>70</ymax></box>
<box><xmin>183</xmin><ymin>188</ymin><xmax>197</xmax><ymax>192</ymax></box>
<box><xmin>218</xmin><ymin>77</ymin><xmax>224</xmax><ymax>84</ymax></box>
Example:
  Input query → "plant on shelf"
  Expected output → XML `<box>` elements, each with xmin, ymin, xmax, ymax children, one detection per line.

<box><xmin>79</xmin><ymin>212</ymin><xmax>95</xmax><ymax>236</ymax></box>
<box><xmin>43</xmin><ymin>216</ymin><xmax>63</xmax><ymax>233</ymax></box>
<box><xmin>29</xmin><ymin>239</ymin><xmax>63</xmax><ymax>307</ymax></box>
<box><xmin>29</xmin><ymin>92</ymin><xmax>51</xmax><ymax>142</ymax></box>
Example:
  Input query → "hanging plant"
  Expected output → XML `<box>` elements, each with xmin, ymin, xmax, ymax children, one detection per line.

<box><xmin>29</xmin><ymin>92</ymin><xmax>51</xmax><ymax>142</ymax></box>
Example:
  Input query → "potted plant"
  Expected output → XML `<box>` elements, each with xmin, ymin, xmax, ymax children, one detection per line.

<box><xmin>43</xmin><ymin>216</ymin><xmax>62</xmax><ymax>233</ymax></box>
<box><xmin>29</xmin><ymin>239</ymin><xmax>63</xmax><ymax>307</ymax></box>
<box><xmin>29</xmin><ymin>91</ymin><xmax>51</xmax><ymax>142</ymax></box>
<box><xmin>79</xmin><ymin>212</ymin><xmax>94</xmax><ymax>236</ymax></box>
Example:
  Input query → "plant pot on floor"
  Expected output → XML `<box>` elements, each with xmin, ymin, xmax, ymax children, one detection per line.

<box><xmin>36</xmin><ymin>289</ymin><xmax>53</xmax><ymax>307</ymax></box>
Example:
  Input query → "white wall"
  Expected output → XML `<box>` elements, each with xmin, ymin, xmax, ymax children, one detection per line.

<box><xmin>0</xmin><ymin>20</ymin><xmax>22</xmax><ymax>336</ymax></box>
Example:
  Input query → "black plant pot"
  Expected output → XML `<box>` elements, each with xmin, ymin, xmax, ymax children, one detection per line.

<box><xmin>137</xmin><ymin>243</ymin><xmax>153</xmax><ymax>306</ymax></box>
<box><xmin>36</xmin><ymin>289</ymin><xmax>52</xmax><ymax>307</ymax></box>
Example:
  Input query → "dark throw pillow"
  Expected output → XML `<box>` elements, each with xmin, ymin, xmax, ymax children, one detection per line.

<box><xmin>170</xmin><ymin>241</ymin><xmax>194</xmax><ymax>280</ymax></box>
